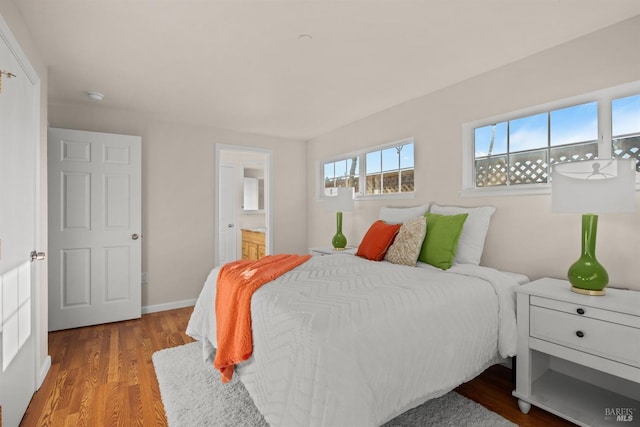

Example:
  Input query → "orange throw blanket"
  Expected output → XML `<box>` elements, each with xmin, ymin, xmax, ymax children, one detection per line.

<box><xmin>214</xmin><ymin>253</ymin><xmax>311</xmax><ymax>382</ymax></box>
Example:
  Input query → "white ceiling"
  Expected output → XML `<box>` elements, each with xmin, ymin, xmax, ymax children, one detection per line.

<box><xmin>14</xmin><ymin>0</ymin><xmax>640</xmax><ymax>140</ymax></box>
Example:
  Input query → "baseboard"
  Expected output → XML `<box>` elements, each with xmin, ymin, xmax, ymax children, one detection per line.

<box><xmin>37</xmin><ymin>355</ymin><xmax>51</xmax><ymax>389</ymax></box>
<box><xmin>142</xmin><ymin>299</ymin><xmax>196</xmax><ymax>314</ymax></box>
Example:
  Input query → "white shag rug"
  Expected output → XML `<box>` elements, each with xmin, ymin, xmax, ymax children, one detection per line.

<box><xmin>153</xmin><ymin>342</ymin><xmax>517</xmax><ymax>427</ymax></box>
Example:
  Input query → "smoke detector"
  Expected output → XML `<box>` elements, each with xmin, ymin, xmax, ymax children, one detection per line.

<box><xmin>87</xmin><ymin>91</ymin><xmax>104</xmax><ymax>102</ymax></box>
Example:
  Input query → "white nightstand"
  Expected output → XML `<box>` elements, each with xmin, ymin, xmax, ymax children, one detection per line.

<box><xmin>309</xmin><ymin>246</ymin><xmax>357</xmax><ymax>256</ymax></box>
<box><xmin>513</xmin><ymin>277</ymin><xmax>640</xmax><ymax>427</ymax></box>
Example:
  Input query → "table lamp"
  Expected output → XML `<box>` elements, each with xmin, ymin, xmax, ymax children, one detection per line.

<box><xmin>551</xmin><ymin>158</ymin><xmax>636</xmax><ymax>295</ymax></box>
<box><xmin>323</xmin><ymin>187</ymin><xmax>354</xmax><ymax>250</ymax></box>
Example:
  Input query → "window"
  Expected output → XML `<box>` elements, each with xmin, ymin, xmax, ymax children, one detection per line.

<box><xmin>474</xmin><ymin>102</ymin><xmax>598</xmax><ymax>188</ymax></box>
<box><xmin>612</xmin><ymin>93</ymin><xmax>640</xmax><ymax>171</ymax></box>
<box><xmin>463</xmin><ymin>81</ymin><xmax>640</xmax><ymax>195</ymax></box>
<box><xmin>321</xmin><ymin>138</ymin><xmax>414</xmax><ymax>198</ymax></box>
<box><xmin>365</xmin><ymin>144</ymin><xmax>414</xmax><ymax>195</ymax></box>
<box><xmin>324</xmin><ymin>157</ymin><xmax>359</xmax><ymax>195</ymax></box>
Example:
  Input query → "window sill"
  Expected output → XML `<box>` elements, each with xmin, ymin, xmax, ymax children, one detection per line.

<box><xmin>355</xmin><ymin>192</ymin><xmax>416</xmax><ymax>201</ymax></box>
<box><xmin>460</xmin><ymin>180</ymin><xmax>640</xmax><ymax>198</ymax></box>
<box><xmin>316</xmin><ymin>192</ymin><xmax>416</xmax><ymax>203</ymax></box>
<box><xmin>459</xmin><ymin>184</ymin><xmax>551</xmax><ymax>198</ymax></box>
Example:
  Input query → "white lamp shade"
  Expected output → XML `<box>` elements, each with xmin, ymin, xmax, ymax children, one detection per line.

<box><xmin>323</xmin><ymin>187</ymin><xmax>354</xmax><ymax>213</ymax></box>
<box><xmin>551</xmin><ymin>158</ymin><xmax>637</xmax><ymax>214</ymax></box>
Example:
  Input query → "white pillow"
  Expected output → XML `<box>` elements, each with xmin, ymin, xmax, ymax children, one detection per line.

<box><xmin>429</xmin><ymin>204</ymin><xmax>496</xmax><ymax>265</ymax></box>
<box><xmin>379</xmin><ymin>203</ymin><xmax>429</xmax><ymax>224</ymax></box>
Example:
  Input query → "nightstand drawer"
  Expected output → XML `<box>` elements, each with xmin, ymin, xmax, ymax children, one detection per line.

<box><xmin>531</xmin><ymin>295</ymin><xmax>640</xmax><ymax>328</ymax></box>
<box><xmin>530</xmin><ymin>305</ymin><xmax>640</xmax><ymax>368</ymax></box>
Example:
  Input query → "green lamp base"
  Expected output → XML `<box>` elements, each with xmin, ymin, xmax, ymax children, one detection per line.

<box><xmin>567</xmin><ymin>214</ymin><xmax>608</xmax><ymax>296</ymax></box>
<box><xmin>332</xmin><ymin>211</ymin><xmax>347</xmax><ymax>250</ymax></box>
<box><xmin>571</xmin><ymin>286</ymin><xmax>606</xmax><ymax>296</ymax></box>
<box><xmin>332</xmin><ymin>236</ymin><xmax>347</xmax><ymax>250</ymax></box>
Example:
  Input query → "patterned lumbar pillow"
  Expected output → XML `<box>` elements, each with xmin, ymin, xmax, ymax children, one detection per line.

<box><xmin>385</xmin><ymin>216</ymin><xmax>427</xmax><ymax>266</ymax></box>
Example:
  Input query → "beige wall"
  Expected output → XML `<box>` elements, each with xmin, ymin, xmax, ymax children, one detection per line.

<box><xmin>0</xmin><ymin>0</ymin><xmax>49</xmax><ymax>381</ymax></box>
<box><xmin>48</xmin><ymin>104</ymin><xmax>307</xmax><ymax>307</ymax></box>
<box><xmin>307</xmin><ymin>16</ymin><xmax>640</xmax><ymax>290</ymax></box>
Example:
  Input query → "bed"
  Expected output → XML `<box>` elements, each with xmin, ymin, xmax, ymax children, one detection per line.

<box><xmin>187</xmin><ymin>253</ymin><xmax>524</xmax><ymax>426</ymax></box>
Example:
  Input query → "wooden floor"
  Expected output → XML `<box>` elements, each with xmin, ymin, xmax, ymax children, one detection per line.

<box><xmin>21</xmin><ymin>306</ymin><xmax>575</xmax><ymax>426</ymax></box>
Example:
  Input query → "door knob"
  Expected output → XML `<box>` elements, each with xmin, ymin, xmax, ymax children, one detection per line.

<box><xmin>30</xmin><ymin>250</ymin><xmax>46</xmax><ymax>262</ymax></box>
<box><xmin>132</xmin><ymin>233</ymin><xmax>140</xmax><ymax>240</ymax></box>
<box><xmin>228</xmin><ymin>224</ymin><xmax>234</xmax><ymax>228</ymax></box>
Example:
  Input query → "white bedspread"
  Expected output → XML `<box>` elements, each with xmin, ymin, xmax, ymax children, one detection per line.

<box><xmin>186</xmin><ymin>254</ymin><xmax>519</xmax><ymax>427</ymax></box>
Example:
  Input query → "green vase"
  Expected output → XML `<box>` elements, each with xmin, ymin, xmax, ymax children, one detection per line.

<box><xmin>567</xmin><ymin>214</ymin><xmax>608</xmax><ymax>295</ymax></box>
<box><xmin>332</xmin><ymin>211</ymin><xmax>347</xmax><ymax>250</ymax></box>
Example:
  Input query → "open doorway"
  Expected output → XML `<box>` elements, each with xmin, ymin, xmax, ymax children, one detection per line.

<box><xmin>214</xmin><ymin>144</ymin><xmax>273</xmax><ymax>266</ymax></box>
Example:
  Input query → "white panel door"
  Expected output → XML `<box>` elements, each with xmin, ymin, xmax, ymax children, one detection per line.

<box><xmin>218</xmin><ymin>164</ymin><xmax>237</xmax><ymax>265</ymax></box>
<box><xmin>48</xmin><ymin>128</ymin><xmax>141</xmax><ymax>331</ymax></box>
<box><xmin>0</xmin><ymin>17</ymin><xmax>40</xmax><ymax>427</ymax></box>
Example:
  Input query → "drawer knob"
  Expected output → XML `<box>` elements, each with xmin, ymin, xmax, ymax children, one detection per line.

<box><xmin>576</xmin><ymin>331</ymin><xmax>585</xmax><ymax>338</ymax></box>
<box><xmin>576</xmin><ymin>308</ymin><xmax>585</xmax><ymax>315</ymax></box>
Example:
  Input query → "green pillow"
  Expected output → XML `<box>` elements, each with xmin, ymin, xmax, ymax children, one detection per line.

<box><xmin>418</xmin><ymin>212</ymin><xmax>469</xmax><ymax>270</ymax></box>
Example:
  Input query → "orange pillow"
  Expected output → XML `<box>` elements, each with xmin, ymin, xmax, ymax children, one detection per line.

<box><xmin>356</xmin><ymin>220</ymin><xmax>402</xmax><ymax>261</ymax></box>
